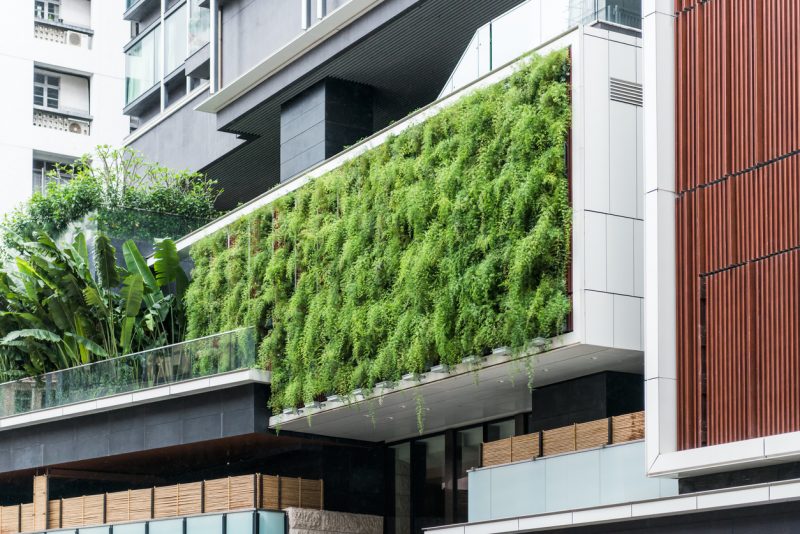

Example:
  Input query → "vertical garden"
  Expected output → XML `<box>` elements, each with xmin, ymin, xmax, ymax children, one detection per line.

<box><xmin>185</xmin><ymin>49</ymin><xmax>572</xmax><ymax>412</ymax></box>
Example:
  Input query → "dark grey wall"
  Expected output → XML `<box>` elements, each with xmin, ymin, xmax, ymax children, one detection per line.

<box><xmin>279</xmin><ymin>78</ymin><xmax>373</xmax><ymax>181</ymax></box>
<box><xmin>128</xmin><ymin>89</ymin><xmax>244</xmax><ymax>174</ymax></box>
<box><xmin>0</xmin><ymin>384</ymin><xmax>268</xmax><ymax>475</ymax></box>
<box><xmin>529</xmin><ymin>372</ymin><xmax>643</xmax><ymax>432</ymax></box>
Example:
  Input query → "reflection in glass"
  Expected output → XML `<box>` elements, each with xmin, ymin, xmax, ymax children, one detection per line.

<box><xmin>412</xmin><ymin>435</ymin><xmax>446</xmax><ymax>534</ymax></box>
<box><xmin>486</xmin><ymin>419</ymin><xmax>515</xmax><ymax>442</ymax></box>
<box><xmin>125</xmin><ymin>26</ymin><xmax>161</xmax><ymax>104</ymax></box>
<box><xmin>189</xmin><ymin>0</ymin><xmax>211</xmax><ymax>54</ymax></box>
<box><xmin>455</xmin><ymin>426</ymin><xmax>482</xmax><ymax>522</ymax></box>
<box><xmin>388</xmin><ymin>443</ymin><xmax>411</xmax><ymax>534</ymax></box>
<box><xmin>165</xmin><ymin>4</ymin><xmax>188</xmax><ymax>75</ymax></box>
<box><xmin>187</xmin><ymin>514</ymin><xmax>223</xmax><ymax>533</ymax></box>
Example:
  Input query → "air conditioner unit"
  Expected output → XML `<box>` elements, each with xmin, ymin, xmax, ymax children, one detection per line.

<box><xmin>67</xmin><ymin>120</ymin><xmax>89</xmax><ymax>135</ymax></box>
<box><xmin>66</xmin><ymin>31</ymin><xmax>83</xmax><ymax>46</ymax></box>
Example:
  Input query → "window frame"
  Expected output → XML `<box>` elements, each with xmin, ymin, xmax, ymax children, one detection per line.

<box><xmin>34</xmin><ymin>0</ymin><xmax>61</xmax><ymax>21</ymax></box>
<box><xmin>33</xmin><ymin>71</ymin><xmax>60</xmax><ymax>110</ymax></box>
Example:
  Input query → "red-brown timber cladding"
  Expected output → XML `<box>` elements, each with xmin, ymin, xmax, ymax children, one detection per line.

<box><xmin>675</xmin><ymin>0</ymin><xmax>800</xmax><ymax>449</ymax></box>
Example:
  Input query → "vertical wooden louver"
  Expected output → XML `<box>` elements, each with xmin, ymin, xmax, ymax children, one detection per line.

<box><xmin>675</xmin><ymin>0</ymin><xmax>800</xmax><ymax>449</ymax></box>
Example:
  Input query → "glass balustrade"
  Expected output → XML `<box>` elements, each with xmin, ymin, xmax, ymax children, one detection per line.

<box><xmin>165</xmin><ymin>4</ymin><xmax>188</xmax><ymax>75</ymax></box>
<box><xmin>126</xmin><ymin>26</ymin><xmax>161</xmax><ymax>105</ymax></box>
<box><xmin>39</xmin><ymin>510</ymin><xmax>283</xmax><ymax>534</ymax></box>
<box><xmin>0</xmin><ymin>327</ymin><xmax>256</xmax><ymax>419</ymax></box>
<box><xmin>189</xmin><ymin>0</ymin><xmax>210</xmax><ymax>55</ymax></box>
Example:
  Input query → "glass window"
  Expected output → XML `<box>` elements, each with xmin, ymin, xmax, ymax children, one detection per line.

<box><xmin>225</xmin><ymin>512</ymin><xmax>254</xmax><ymax>534</ymax></box>
<box><xmin>186</xmin><ymin>514</ymin><xmax>222</xmax><ymax>533</ymax></box>
<box><xmin>125</xmin><ymin>26</ymin><xmax>161</xmax><ymax>105</ymax></box>
<box><xmin>188</xmin><ymin>0</ymin><xmax>210</xmax><ymax>54</ymax></box>
<box><xmin>258</xmin><ymin>511</ymin><xmax>286</xmax><ymax>534</ymax></box>
<box><xmin>486</xmin><ymin>419</ymin><xmax>515</xmax><ymax>442</ymax></box>
<box><xmin>111</xmin><ymin>524</ymin><xmax>146</xmax><ymax>534</ymax></box>
<box><xmin>34</xmin><ymin>72</ymin><xmax>59</xmax><ymax>109</ymax></box>
<box><xmin>412</xmin><ymin>435</ymin><xmax>446</xmax><ymax>534</ymax></box>
<box><xmin>388</xmin><ymin>443</ymin><xmax>411</xmax><ymax>534</ymax></box>
<box><xmin>165</xmin><ymin>4</ymin><xmax>188</xmax><ymax>75</ymax></box>
<box><xmin>455</xmin><ymin>426</ymin><xmax>482</xmax><ymax>523</ymax></box>
<box><xmin>35</xmin><ymin>0</ymin><xmax>60</xmax><ymax>21</ymax></box>
<box><xmin>148</xmin><ymin>518</ymin><xmax>184</xmax><ymax>534</ymax></box>
<box><xmin>78</xmin><ymin>527</ymin><xmax>110</xmax><ymax>534</ymax></box>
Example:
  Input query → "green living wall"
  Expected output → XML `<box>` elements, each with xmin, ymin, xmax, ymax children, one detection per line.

<box><xmin>186</xmin><ymin>49</ymin><xmax>572</xmax><ymax>411</ymax></box>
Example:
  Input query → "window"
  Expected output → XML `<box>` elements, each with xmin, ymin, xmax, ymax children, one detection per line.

<box><xmin>188</xmin><ymin>0</ymin><xmax>210</xmax><ymax>54</ymax></box>
<box><xmin>164</xmin><ymin>4</ymin><xmax>188</xmax><ymax>75</ymax></box>
<box><xmin>34</xmin><ymin>72</ymin><xmax>60</xmax><ymax>109</ymax></box>
<box><xmin>125</xmin><ymin>26</ymin><xmax>161</xmax><ymax>104</ymax></box>
<box><xmin>34</xmin><ymin>0</ymin><xmax>60</xmax><ymax>21</ymax></box>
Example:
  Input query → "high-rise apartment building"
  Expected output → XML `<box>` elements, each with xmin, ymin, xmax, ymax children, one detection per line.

<box><xmin>0</xmin><ymin>1</ymin><xmax>130</xmax><ymax>216</ymax></box>
<box><xmin>0</xmin><ymin>0</ymin><xmax>799</xmax><ymax>533</ymax></box>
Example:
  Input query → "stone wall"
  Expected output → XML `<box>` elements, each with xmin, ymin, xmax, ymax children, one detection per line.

<box><xmin>286</xmin><ymin>507</ymin><xmax>383</xmax><ymax>534</ymax></box>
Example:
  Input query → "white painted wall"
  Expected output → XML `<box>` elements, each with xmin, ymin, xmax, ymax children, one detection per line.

<box><xmin>573</xmin><ymin>26</ymin><xmax>644</xmax><ymax>354</ymax></box>
<box><xmin>0</xmin><ymin>0</ymin><xmax>130</xmax><ymax>216</ymax></box>
<box><xmin>61</xmin><ymin>0</ymin><xmax>92</xmax><ymax>28</ymax></box>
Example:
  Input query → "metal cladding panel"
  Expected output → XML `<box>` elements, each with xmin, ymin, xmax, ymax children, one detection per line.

<box><xmin>675</xmin><ymin>0</ymin><xmax>800</xmax><ymax>449</ymax></box>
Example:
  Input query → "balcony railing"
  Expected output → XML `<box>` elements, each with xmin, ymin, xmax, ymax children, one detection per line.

<box><xmin>34</xmin><ymin>18</ymin><xmax>93</xmax><ymax>47</ymax></box>
<box><xmin>0</xmin><ymin>327</ymin><xmax>256</xmax><ymax>419</ymax></box>
<box><xmin>33</xmin><ymin>107</ymin><xmax>91</xmax><ymax>135</ymax></box>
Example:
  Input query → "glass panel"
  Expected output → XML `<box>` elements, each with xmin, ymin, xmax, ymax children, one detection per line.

<box><xmin>0</xmin><ymin>327</ymin><xmax>256</xmax><ymax>417</ymax></box>
<box><xmin>35</xmin><ymin>1</ymin><xmax>45</xmax><ymax>18</ymax></box>
<box><xmin>34</xmin><ymin>72</ymin><xmax>44</xmax><ymax>83</ymax></box>
<box><xmin>387</xmin><ymin>443</ymin><xmax>411</xmax><ymax>534</ymax></box>
<box><xmin>188</xmin><ymin>0</ymin><xmax>210</xmax><ymax>54</ymax></box>
<box><xmin>486</xmin><ymin>419</ymin><xmax>515</xmax><ymax>442</ymax></box>
<box><xmin>186</xmin><ymin>514</ymin><xmax>222</xmax><ymax>533</ymax></box>
<box><xmin>455</xmin><ymin>426</ymin><xmax>482</xmax><ymax>523</ymax></box>
<box><xmin>78</xmin><ymin>527</ymin><xmax>110</xmax><ymax>534</ymax></box>
<box><xmin>125</xmin><ymin>25</ymin><xmax>161</xmax><ymax>105</ymax></box>
<box><xmin>257</xmin><ymin>511</ymin><xmax>286</xmax><ymax>534</ymax></box>
<box><xmin>112</xmin><ymin>523</ymin><xmax>147</xmax><ymax>534</ymax></box>
<box><xmin>48</xmin><ymin>76</ymin><xmax>60</xmax><ymax>86</ymax></box>
<box><xmin>226</xmin><ymin>512</ymin><xmax>254</xmax><ymax>534</ymax></box>
<box><xmin>148</xmin><ymin>518</ymin><xmax>184</xmax><ymax>534</ymax></box>
<box><xmin>412</xmin><ymin>435</ymin><xmax>446</xmax><ymax>534</ymax></box>
<box><xmin>165</xmin><ymin>4</ymin><xmax>188</xmax><ymax>75</ymax></box>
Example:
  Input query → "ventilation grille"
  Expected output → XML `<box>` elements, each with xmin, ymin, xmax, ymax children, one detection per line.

<box><xmin>609</xmin><ymin>78</ymin><xmax>643</xmax><ymax>107</ymax></box>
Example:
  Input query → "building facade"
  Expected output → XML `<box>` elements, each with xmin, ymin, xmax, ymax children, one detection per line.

<box><xmin>0</xmin><ymin>0</ymin><xmax>130</xmax><ymax>217</ymax></box>
<box><xmin>0</xmin><ymin>0</ymin><xmax>799</xmax><ymax>533</ymax></box>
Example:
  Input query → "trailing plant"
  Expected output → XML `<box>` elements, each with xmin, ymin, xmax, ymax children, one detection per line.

<box><xmin>185</xmin><ymin>50</ymin><xmax>572</xmax><ymax>413</ymax></box>
<box><xmin>0</xmin><ymin>231</ymin><xmax>187</xmax><ymax>381</ymax></box>
<box><xmin>4</xmin><ymin>146</ymin><xmax>221</xmax><ymax>249</ymax></box>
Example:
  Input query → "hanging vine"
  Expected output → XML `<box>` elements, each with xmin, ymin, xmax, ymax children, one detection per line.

<box><xmin>185</xmin><ymin>49</ymin><xmax>572</xmax><ymax>414</ymax></box>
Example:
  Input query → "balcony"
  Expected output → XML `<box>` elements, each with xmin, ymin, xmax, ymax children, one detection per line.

<box><xmin>33</xmin><ymin>107</ymin><xmax>91</xmax><ymax>135</ymax></box>
<box><xmin>467</xmin><ymin>439</ymin><xmax>678</xmax><ymax>522</ymax></box>
<box><xmin>0</xmin><ymin>327</ymin><xmax>256</xmax><ymax>421</ymax></box>
<box><xmin>33</xmin><ymin>18</ymin><xmax>93</xmax><ymax>48</ymax></box>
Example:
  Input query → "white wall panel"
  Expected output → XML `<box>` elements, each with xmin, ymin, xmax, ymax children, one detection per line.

<box><xmin>584</xmin><ymin>211</ymin><xmax>607</xmax><ymax>291</ymax></box>
<box><xmin>606</xmin><ymin>215</ymin><xmax>634</xmax><ymax>295</ymax></box>
<box><xmin>583</xmin><ymin>35</ymin><xmax>610</xmax><ymax>213</ymax></box>
<box><xmin>609</xmin><ymin>101</ymin><xmax>637</xmax><ymax>218</ymax></box>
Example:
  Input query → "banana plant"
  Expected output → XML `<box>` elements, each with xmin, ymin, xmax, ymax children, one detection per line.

<box><xmin>0</xmin><ymin>230</ymin><xmax>186</xmax><ymax>381</ymax></box>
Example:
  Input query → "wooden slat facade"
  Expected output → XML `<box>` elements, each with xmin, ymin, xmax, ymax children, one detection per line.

<box><xmin>481</xmin><ymin>412</ymin><xmax>645</xmax><ymax>468</ymax></box>
<box><xmin>675</xmin><ymin>0</ymin><xmax>800</xmax><ymax>449</ymax></box>
<box><xmin>5</xmin><ymin>473</ymin><xmax>323</xmax><ymax>533</ymax></box>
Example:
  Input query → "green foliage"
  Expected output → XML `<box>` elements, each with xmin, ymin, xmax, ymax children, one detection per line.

<box><xmin>4</xmin><ymin>146</ymin><xmax>221</xmax><ymax>247</ymax></box>
<box><xmin>0</xmin><ymin>231</ymin><xmax>185</xmax><ymax>381</ymax></box>
<box><xmin>185</xmin><ymin>50</ymin><xmax>572</xmax><ymax>412</ymax></box>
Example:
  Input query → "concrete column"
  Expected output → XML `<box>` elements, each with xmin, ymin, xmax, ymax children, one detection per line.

<box><xmin>642</xmin><ymin>0</ymin><xmax>677</xmax><ymax>472</ymax></box>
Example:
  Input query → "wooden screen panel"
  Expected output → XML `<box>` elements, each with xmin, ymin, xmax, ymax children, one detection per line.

<box><xmin>203</xmin><ymin>478</ymin><xmax>230</xmax><ymax>513</ymax></box>
<box><xmin>47</xmin><ymin>500</ymin><xmax>61</xmax><ymax>530</ymax></box>
<box><xmin>60</xmin><ymin>497</ymin><xmax>84</xmax><ymax>528</ymax></box>
<box><xmin>676</xmin><ymin>0</ymin><xmax>800</xmax><ymax>449</ymax></box>
<box><xmin>612</xmin><ymin>412</ymin><xmax>645</xmax><ymax>443</ymax></box>
<box><xmin>177</xmin><ymin>482</ymin><xmax>202</xmax><ymax>516</ymax></box>
<box><xmin>32</xmin><ymin>476</ymin><xmax>47</xmax><ymax>532</ymax></box>
<box><xmin>261</xmin><ymin>475</ymin><xmax>280</xmax><ymax>510</ymax></box>
<box><xmin>105</xmin><ymin>491</ymin><xmax>131</xmax><ymax>524</ymax></box>
<box><xmin>152</xmin><ymin>486</ymin><xmax>177</xmax><ymax>519</ymax></box>
<box><xmin>481</xmin><ymin>438</ymin><xmax>512</xmax><ymax>467</ymax></box>
<box><xmin>576</xmin><ymin>419</ymin><xmax>609</xmax><ymax>449</ymax></box>
<box><xmin>18</xmin><ymin>504</ymin><xmax>33</xmax><ymax>534</ymax></box>
<box><xmin>1</xmin><ymin>505</ymin><xmax>20</xmax><ymax>534</ymax></box>
<box><xmin>511</xmin><ymin>433</ymin><xmax>540</xmax><ymax>462</ymax></box>
<box><xmin>300</xmin><ymin>479</ymin><xmax>323</xmax><ymax>510</ymax></box>
<box><xmin>128</xmin><ymin>488</ymin><xmax>152</xmax><ymax>521</ymax></box>
<box><xmin>542</xmin><ymin>426</ymin><xmax>575</xmax><ymax>456</ymax></box>
<box><xmin>228</xmin><ymin>475</ymin><xmax>257</xmax><ymax>510</ymax></box>
<box><xmin>280</xmin><ymin>478</ymin><xmax>301</xmax><ymax>509</ymax></box>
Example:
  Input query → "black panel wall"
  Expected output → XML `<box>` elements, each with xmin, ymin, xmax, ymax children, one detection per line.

<box><xmin>529</xmin><ymin>372</ymin><xmax>643</xmax><ymax>432</ymax></box>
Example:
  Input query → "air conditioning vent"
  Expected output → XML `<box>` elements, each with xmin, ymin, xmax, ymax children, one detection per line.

<box><xmin>66</xmin><ymin>31</ymin><xmax>82</xmax><ymax>46</ymax></box>
<box><xmin>67</xmin><ymin>120</ymin><xmax>89</xmax><ymax>135</ymax></box>
<box><xmin>609</xmin><ymin>78</ymin><xmax>643</xmax><ymax>107</ymax></box>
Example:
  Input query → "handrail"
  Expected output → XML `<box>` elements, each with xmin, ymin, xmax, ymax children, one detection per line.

<box><xmin>0</xmin><ymin>327</ymin><xmax>256</xmax><ymax>418</ymax></box>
